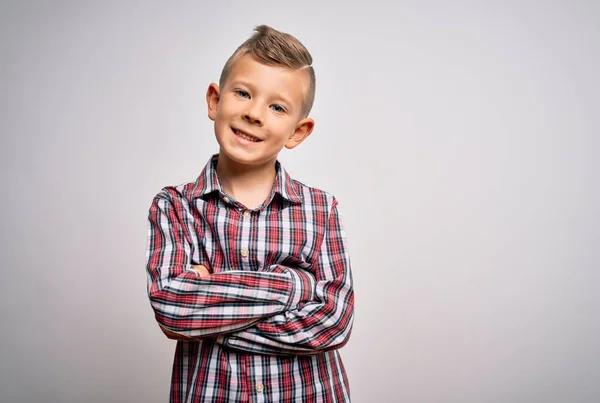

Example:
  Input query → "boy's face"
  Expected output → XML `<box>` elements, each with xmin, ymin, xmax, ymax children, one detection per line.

<box><xmin>207</xmin><ymin>54</ymin><xmax>314</xmax><ymax>168</ymax></box>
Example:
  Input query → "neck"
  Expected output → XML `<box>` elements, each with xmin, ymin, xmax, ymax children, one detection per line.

<box><xmin>215</xmin><ymin>152</ymin><xmax>277</xmax><ymax>207</ymax></box>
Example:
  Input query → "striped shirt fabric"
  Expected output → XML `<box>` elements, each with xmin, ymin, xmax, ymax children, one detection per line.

<box><xmin>145</xmin><ymin>155</ymin><xmax>355</xmax><ymax>402</ymax></box>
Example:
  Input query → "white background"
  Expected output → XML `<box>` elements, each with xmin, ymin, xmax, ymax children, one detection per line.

<box><xmin>1</xmin><ymin>1</ymin><xmax>599</xmax><ymax>402</ymax></box>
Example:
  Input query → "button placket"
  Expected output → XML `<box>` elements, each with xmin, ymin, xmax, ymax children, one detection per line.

<box><xmin>239</xmin><ymin>209</ymin><xmax>251</xmax><ymax>268</ymax></box>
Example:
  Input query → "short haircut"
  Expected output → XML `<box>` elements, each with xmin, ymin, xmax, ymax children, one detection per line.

<box><xmin>219</xmin><ymin>25</ymin><xmax>316</xmax><ymax>117</ymax></box>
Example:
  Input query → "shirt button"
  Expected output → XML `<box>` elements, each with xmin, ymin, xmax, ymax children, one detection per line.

<box><xmin>243</xmin><ymin>210</ymin><xmax>251</xmax><ymax>219</ymax></box>
<box><xmin>223</xmin><ymin>196</ymin><xmax>230</xmax><ymax>203</ymax></box>
<box><xmin>240</xmin><ymin>248</ymin><xmax>249</xmax><ymax>258</ymax></box>
<box><xmin>255</xmin><ymin>383</ymin><xmax>264</xmax><ymax>393</ymax></box>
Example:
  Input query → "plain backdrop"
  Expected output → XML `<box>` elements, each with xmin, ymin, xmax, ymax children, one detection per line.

<box><xmin>1</xmin><ymin>1</ymin><xmax>599</xmax><ymax>402</ymax></box>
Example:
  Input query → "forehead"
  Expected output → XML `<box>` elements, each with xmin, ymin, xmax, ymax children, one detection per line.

<box><xmin>225</xmin><ymin>54</ymin><xmax>309</xmax><ymax>106</ymax></box>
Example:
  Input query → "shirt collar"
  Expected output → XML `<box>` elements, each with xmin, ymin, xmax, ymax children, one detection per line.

<box><xmin>189</xmin><ymin>154</ymin><xmax>303</xmax><ymax>205</ymax></box>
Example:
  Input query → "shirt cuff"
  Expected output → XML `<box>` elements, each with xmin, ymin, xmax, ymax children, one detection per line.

<box><xmin>185</xmin><ymin>263</ymin><xmax>200</xmax><ymax>278</ymax></box>
<box><xmin>285</xmin><ymin>267</ymin><xmax>316</xmax><ymax>310</ymax></box>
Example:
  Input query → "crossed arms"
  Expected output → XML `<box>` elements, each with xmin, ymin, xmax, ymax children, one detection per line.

<box><xmin>145</xmin><ymin>191</ymin><xmax>354</xmax><ymax>356</ymax></box>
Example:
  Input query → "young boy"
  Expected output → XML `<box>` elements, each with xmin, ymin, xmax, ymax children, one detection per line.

<box><xmin>145</xmin><ymin>25</ymin><xmax>354</xmax><ymax>402</ymax></box>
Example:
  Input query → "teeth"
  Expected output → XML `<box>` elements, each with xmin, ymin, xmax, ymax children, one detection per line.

<box><xmin>234</xmin><ymin>129</ymin><xmax>259</xmax><ymax>142</ymax></box>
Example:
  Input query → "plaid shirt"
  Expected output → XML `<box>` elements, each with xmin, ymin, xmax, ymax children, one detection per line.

<box><xmin>145</xmin><ymin>155</ymin><xmax>354</xmax><ymax>402</ymax></box>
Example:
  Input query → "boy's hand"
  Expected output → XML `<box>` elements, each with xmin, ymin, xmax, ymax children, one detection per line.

<box><xmin>192</xmin><ymin>264</ymin><xmax>210</xmax><ymax>277</ymax></box>
<box><xmin>159</xmin><ymin>324</ymin><xmax>196</xmax><ymax>341</ymax></box>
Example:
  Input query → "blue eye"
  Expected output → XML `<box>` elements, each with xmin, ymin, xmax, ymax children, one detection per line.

<box><xmin>235</xmin><ymin>90</ymin><xmax>250</xmax><ymax>98</ymax></box>
<box><xmin>270</xmin><ymin>104</ymin><xmax>285</xmax><ymax>113</ymax></box>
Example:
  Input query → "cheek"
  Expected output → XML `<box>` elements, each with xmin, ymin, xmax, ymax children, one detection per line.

<box><xmin>216</xmin><ymin>100</ymin><xmax>237</xmax><ymax>118</ymax></box>
<box><xmin>272</xmin><ymin>119</ymin><xmax>297</xmax><ymax>137</ymax></box>
<box><xmin>284</xmin><ymin>124</ymin><xmax>300</xmax><ymax>141</ymax></box>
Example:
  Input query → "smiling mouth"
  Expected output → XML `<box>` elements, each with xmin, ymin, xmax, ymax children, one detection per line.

<box><xmin>232</xmin><ymin>128</ymin><xmax>262</xmax><ymax>142</ymax></box>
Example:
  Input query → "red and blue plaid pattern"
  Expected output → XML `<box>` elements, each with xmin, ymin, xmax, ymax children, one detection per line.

<box><xmin>146</xmin><ymin>155</ymin><xmax>354</xmax><ymax>402</ymax></box>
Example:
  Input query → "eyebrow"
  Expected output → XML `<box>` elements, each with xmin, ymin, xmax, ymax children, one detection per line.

<box><xmin>230</xmin><ymin>80</ymin><xmax>295</xmax><ymax>110</ymax></box>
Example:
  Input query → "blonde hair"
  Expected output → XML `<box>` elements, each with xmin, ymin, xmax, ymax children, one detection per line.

<box><xmin>219</xmin><ymin>25</ymin><xmax>316</xmax><ymax>117</ymax></box>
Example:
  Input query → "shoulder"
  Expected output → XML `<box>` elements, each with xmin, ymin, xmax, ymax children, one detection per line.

<box><xmin>290</xmin><ymin>178</ymin><xmax>339</xmax><ymax>211</ymax></box>
<box><xmin>150</xmin><ymin>179</ymin><xmax>197</xmax><ymax>207</ymax></box>
<box><xmin>289</xmin><ymin>179</ymin><xmax>348</xmax><ymax>233</ymax></box>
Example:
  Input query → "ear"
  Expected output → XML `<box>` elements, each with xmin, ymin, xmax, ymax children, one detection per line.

<box><xmin>206</xmin><ymin>83</ymin><xmax>220</xmax><ymax>121</ymax></box>
<box><xmin>285</xmin><ymin>117</ymin><xmax>315</xmax><ymax>149</ymax></box>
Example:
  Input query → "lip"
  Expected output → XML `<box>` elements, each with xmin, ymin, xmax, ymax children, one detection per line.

<box><xmin>232</xmin><ymin>127</ymin><xmax>263</xmax><ymax>142</ymax></box>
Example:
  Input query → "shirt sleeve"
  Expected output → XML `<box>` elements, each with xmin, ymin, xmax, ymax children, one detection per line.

<box><xmin>145</xmin><ymin>191</ymin><xmax>315</xmax><ymax>339</ymax></box>
<box><xmin>218</xmin><ymin>199</ymin><xmax>355</xmax><ymax>355</ymax></box>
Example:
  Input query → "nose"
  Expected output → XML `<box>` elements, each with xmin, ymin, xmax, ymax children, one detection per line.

<box><xmin>243</xmin><ymin>102</ymin><xmax>263</xmax><ymax>126</ymax></box>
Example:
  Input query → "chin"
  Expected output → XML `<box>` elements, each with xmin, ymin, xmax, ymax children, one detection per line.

<box><xmin>218</xmin><ymin>145</ymin><xmax>270</xmax><ymax>167</ymax></box>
